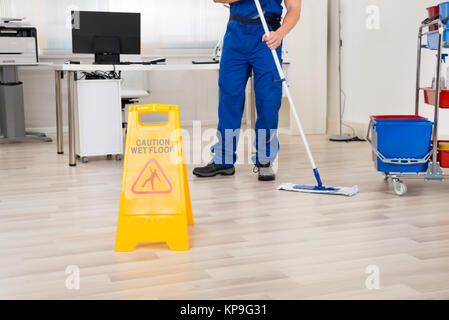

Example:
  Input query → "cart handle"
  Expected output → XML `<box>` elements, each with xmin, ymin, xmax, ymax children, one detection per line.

<box><xmin>422</xmin><ymin>14</ymin><xmax>440</xmax><ymax>25</ymax></box>
<box><xmin>371</xmin><ymin>146</ymin><xmax>432</xmax><ymax>166</ymax></box>
<box><xmin>367</xmin><ymin>120</ymin><xmax>433</xmax><ymax>165</ymax></box>
<box><xmin>443</xmin><ymin>16</ymin><xmax>449</xmax><ymax>25</ymax></box>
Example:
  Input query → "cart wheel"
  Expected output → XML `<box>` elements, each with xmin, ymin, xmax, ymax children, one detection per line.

<box><xmin>116</xmin><ymin>154</ymin><xmax>123</xmax><ymax>161</ymax></box>
<box><xmin>107</xmin><ymin>154</ymin><xmax>113</xmax><ymax>160</ymax></box>
<box><xmin>383</xmin><ymin>173</ymin><xmax>390</xmax><ymax>181</ymax></box>
<box><xmin>392</xmin><ymin>178</ymin><xmax>407</xmax><ymax>196</ymax></box>
<box><xmin>82</xmin><ymin>157</ymin><xmax>89</xmax><ymax>164</ymax></box>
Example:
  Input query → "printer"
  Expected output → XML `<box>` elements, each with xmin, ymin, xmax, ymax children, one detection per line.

<box><xmin>0</xmin><ymin>18</ymin><xmax>50</xmax><ymax>144</ymax></box>
<box><xmin>0</xmin><ymin>18</ymin><xmax>38</xmax><ymax>64</ymax></box>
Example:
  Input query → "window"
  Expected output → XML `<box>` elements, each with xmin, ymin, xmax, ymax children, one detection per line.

<box><xmin>0</xmin><ymin>0</ymin><xmax>13</xmax><ymax>17</ymax></box>
<box><xmin>5</xmin><ymin>0</ymin><xmax>229</xmax><ymax>53</ymax></box>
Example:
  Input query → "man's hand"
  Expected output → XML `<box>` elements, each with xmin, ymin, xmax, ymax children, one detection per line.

<box><xmin>262</xmin><ymin>29</ymin><xmax>286</xmax><ymax>50</ymax></box>
<box><xmin>262</xmin><ymin>0</ymin><xmax>302</xmax><ymax>50</ymax></box>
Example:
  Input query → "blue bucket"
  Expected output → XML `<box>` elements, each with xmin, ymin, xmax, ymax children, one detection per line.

<box><xmin>371</xmin><ymin>118</ymin><xmax>433</xmax><ymax>173</ymax></box>
<box><xmin>440</xmin><ymin>2</ymin><xmax>449</xmax><ymax>27</ymax></box>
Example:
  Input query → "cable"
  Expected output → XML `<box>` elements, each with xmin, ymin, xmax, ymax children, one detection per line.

<box><xmin>340</xmin><ymin>89</ymin><xmax>366</xmax><ymax>142</ymax></box>
<box><xmin>81</xmin><ymin>70</ymin><xmax>121</xmax><ymax>80</ymax></box>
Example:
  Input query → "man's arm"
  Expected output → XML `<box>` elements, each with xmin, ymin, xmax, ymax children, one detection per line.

<box><xmin>213</xmin><ymin>0</ymin><xmax>240</xmax><ymax>3</ymax></box>
<box><xmin>263</xmin><ymin>0</ymin><xmax>302</xmax><ymax>50</ymax></box>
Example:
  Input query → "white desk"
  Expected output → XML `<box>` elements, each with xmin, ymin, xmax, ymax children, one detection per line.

<box><xmin>0</xmin><ymin>63</ymin><xmax>52</xmax><ymax>67</ymax></box>
<box><xmin>54</xmin><ymin>63</ymin><xmax>220</xmax><ymax>166</ymax></box>
<box><xmin>56</xmin><ymin>63</ymin><xmax>220</xmax><ymax>72</ymax></box>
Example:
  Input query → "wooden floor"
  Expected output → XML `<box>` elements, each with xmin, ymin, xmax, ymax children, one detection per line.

<box><xmin>1</xmin><ymin>130</ymin><xmax>449</xmax><ymax>300</ymax></box>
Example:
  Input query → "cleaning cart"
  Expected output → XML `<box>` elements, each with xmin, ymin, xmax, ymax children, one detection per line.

<box><xmin>368</xmin><ymin>5</ymin><xmax>449</xmax><ymax>196</ymax></box>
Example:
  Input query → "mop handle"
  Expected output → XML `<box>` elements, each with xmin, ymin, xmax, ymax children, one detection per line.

<box><xmin>253</xmin><ymin>0</ymin><xmax>318</xmax><ymax>171</ymax></box>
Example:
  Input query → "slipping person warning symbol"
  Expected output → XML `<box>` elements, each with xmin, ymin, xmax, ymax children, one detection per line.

<box><xmin>142</xmin><ymin>168</ymin><xmax>160</xmax><ymax>191</ymax></box>
<box><xmin>131</xmin><ymin>159</ymin><xmax>173</xmax><ymax>195</ymax></box>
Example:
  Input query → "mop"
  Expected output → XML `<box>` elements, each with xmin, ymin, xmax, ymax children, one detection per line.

<box><xmin>253</xmin><ymin>0</ymin><xmax>359</xmax><ymax>197</ymax></box>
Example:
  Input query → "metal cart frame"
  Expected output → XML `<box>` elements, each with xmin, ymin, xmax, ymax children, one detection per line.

<box><xmin>376</xmin><ymin>18</ymin><xmax>449</xmax><ymax>196</ymax></box>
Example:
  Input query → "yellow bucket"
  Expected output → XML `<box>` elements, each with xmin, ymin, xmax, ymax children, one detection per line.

<box><xmin>439</xmin><ymin>141</ymin><xmax>449</xmax><ymax>150</ymax></box>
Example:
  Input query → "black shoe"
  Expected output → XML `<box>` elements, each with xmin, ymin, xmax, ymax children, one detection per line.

<box><xmin>254</xmin><ymin>162</ymin><xmax>276</xmax><ymax>181</ymax></box>
<box><xmin>193</xmin><ymin>163</ymin><xmax>235</xmax><ymax>178</ymax></box>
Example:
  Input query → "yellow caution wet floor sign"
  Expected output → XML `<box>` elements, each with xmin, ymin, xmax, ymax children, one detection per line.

<box><xmin>115</xmin><ymin>104</ymin><xmax>194</xmax><ymax>252</ymax></box>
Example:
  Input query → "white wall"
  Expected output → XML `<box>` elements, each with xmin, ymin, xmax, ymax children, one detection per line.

<box><xmin>8</xmin><ymin>0</ymin><xmax>228</xmax><ymax>52</ymax></box>
<box><xmin>328</xmin><ymin>0</ymin><xmax>449</xmax><ymax>138</ymax></box>
<box><xmin>286</xmin><ymin>0</ymin><xmax>328</xmax><ymax>135</ymax></box>
<box><xmin>0</xmin><ymin>0</ymin><xmax>13</xmax><ymax>17</ymax></box>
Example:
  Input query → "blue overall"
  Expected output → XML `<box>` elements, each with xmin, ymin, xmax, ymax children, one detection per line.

<box><xmin>211</xmin><ymin>0</ymin><xmax>284</xmax><ymax>167</ymax></box>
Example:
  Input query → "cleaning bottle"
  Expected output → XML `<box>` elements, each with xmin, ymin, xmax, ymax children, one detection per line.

<box><xmin>432</xmin><ymin>53</ymin><xmax>448</xmax><ymax>89</ymax></box>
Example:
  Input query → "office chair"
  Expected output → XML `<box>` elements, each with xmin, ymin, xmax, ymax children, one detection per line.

<box><xmin>120</xmin><ymin>71</ymin><xmax>150</xmax><ymax>132</ymax></box>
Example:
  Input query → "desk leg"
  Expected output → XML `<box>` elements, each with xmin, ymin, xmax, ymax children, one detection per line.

<box><xmin>68</xmin><ymin>71</ymin><xmax>76</xmax><ymax>167</ymax></box>
<box><xmin>55</xmin><ymin>71</ymin><xmax>64</xmax><ymax>154</ymax></box>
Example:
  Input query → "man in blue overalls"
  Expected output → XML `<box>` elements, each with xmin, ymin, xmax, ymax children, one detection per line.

<box><xmin>194</xmin><ymin>0</ymin><xmax>302</xmax><ymax>181</ymax></box>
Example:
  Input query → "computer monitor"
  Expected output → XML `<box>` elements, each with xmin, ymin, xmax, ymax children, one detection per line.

<box><xmin>71</xmin><ymin>11</ymin><xmax>141</xmax><ymax>65</ymax></box>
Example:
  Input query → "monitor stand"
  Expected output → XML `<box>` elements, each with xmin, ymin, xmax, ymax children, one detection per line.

<box><xmin>94</xmin><ymin>52</ymin><xmax>120</xmax><ymax>65</ymax></box>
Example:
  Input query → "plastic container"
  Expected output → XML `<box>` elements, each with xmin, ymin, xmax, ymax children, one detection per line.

<box><xmin>426</xmin><ymin>30</ymin><xmax>449</xmax><ymax>50</ymax></box>
<box><xmin>369</xmin><ymin>116</ymin><xmax>433</xmax><ymax>173</ymax></box>
<box><xmin>439</xmin><ymin>141</ymin><xmax>449</xmax><ymax>150</ymax></box>
<box><xmin>369</xmin><ymin>115</ymin><xmax>429</xmax><ymax>163</ymax></box>
<box><xmin>438</xmin><ymin>140</ymin><xmax>449</xmax><ymax>168</ymax></box>
<box><xmin>440</xmin><ymin>2</ymin><xmax>449</xmax><ymax>28</ymax></box>
<box><xmin>427</xmin><ymin>30</ymin><xmax>439</xmax><ymax>50</ymax></box>
<box><xmin>439</xmin><ymin>150</ymin><xmax>449</xmax><ymax>167</ymax></box>
<box><xmin>422</xmin><ymin>87</ymin><xmax>449</xmax><ymax>108</ymax></box>
<box><xmin>370</xmin><ymin>115</ymin><xmax>427</xmax><ymax>120</ymax></box>
<box><xmin>428</xmin><ymin>5</ymin><xmax>440</xmax><ymax>31</ymax></box>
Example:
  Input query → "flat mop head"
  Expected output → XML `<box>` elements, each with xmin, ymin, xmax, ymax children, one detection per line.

<box><xmin>277</xmin><ymin>183</ymin><xmax>359</xmax><ymax>197</ymax></box>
